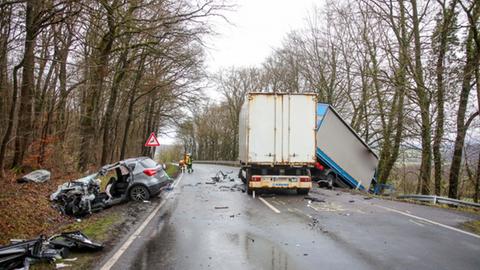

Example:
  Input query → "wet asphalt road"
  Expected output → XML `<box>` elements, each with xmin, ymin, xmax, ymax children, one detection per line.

<box><xmin>99</xmin><ymin>164</ymin><xmax>480</xmax><ymax>270</ymax></box>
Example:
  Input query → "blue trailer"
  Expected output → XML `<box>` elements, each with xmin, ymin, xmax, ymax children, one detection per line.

<box><xmin>312</xmin><ymin>103</ymin><xmax>379</xmax><ymax>191</ymax></box>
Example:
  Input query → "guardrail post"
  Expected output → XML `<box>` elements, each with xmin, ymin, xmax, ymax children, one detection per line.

<box><xmin>433</xmin><ymin>195</ymin><xmax>437</xmax><ymax>205</ymax></box>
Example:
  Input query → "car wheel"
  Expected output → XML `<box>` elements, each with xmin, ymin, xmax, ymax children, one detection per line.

<box><xmin>327</xmin><ymin>173</ymin><xmax>336</xmax><ymax>189</ymax></box>
<box><xmin>129</xmin><ymin>185</ymin><xmax>150</xmax><ymax>201</ymax></box>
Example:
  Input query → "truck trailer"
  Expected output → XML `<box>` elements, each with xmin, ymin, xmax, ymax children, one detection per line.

<box><xmin>312</xmin><ymin>103</ymin><xmax>379</xmax><ymax>191</ymax></box>
<box><xmin>238</xmin><ymin>93</ymin><xmax>317</xmax><ymax>195</ymax></box>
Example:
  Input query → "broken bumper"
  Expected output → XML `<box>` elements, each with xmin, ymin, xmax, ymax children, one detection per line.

<box><xmin>249</xmin><ymin>176</ymin><xmax>312</xmax><ymax>189</ymax></box>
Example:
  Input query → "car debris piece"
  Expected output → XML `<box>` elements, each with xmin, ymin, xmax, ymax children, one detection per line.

<box><xmin>56</xmin><ymin>263</ymin><xmax>72</xmax><ymax>269</ymax></box>
<box><xmin>349</xmin><ymin>200</ymin><xmax>355</xmax><ymax>203</ymax></box>
<box><xmin>304</xmin><ymin>196</ymin><xmax>325</xmax><ymax>203</ymax></box>
<box><xmin>205</xmin><ymin>181</ymin><xmax>216</xmax><ymax>185</ymax></box>
<box><xmin>211</xmin><ymin>170</ymin><xmax>233</xmax><ymax>182</ymax></box>
<box><xmin>49</xmin><ymin>231</ymin><xmax>103</xmax><ymax>251</ymax></box>
<box><xmin>0</xmin><ymin>238</ymin><xmax>43</xmax><ymax>270</ymax></box>
<box><xmin>214</xmin><ymin>206</ymin><xmax>229</xmax><ymax>209</ymax></box>
<box><xmin>0</xmin><ymin>231</ymin><xmax>102</xmax><ymax>270</ymax></box>
<box><xmin>16</xmin><ymin>169</ymin><xmax>51</xmax><ymax>183</ymax></box>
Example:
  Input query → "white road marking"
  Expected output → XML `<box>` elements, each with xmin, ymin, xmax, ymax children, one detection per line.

<box><xmin>100</xmin><ymin>172</ymin><xmax>184</xmax><ymax>270</ymax></box>
<box><xmin>375</xmin><ymin>204</ymin><xmax>480</xmax><ymax>239</ymax></box>
<box><xmin>259</xmin><ymin>197</ymin><xmax>281</xmax><ymax>214</ymax></box>
<box><xmin>409</xmin><ymin>219</ymin><xmax>425</xmax><ymax>227</ymax></box>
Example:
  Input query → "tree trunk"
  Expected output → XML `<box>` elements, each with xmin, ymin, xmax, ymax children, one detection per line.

<box><xmin>78</xmin><ymin>2</ymin><xmax>116</xmax><ymax>170</ymax></box>
<box><xmin>12</xmin><ymin>0</ymin><xmax>37</xmax><ymax>168</ymax></box>
<box><xmin>120</xmin><ymin>53</ymin><xmax>146</xmax><ymax>160</ymax></box>
<box><xmin>0</xmin><ymin>61</ymin><xmax>22</xmax><ymax>177</ymax></box>
<box><xmin>475</xmin><ymin>151</ymin><xmax>480</xmax><ymax>203</ymax></box>
<box><xmin>433</xmin><ymin>0</ymin><xmax>458</xmax><ymax>196</ymax></box>
<box><xmin>411</xmin><ymin>0</ymin><xmax>432</xmax><ymax>195</ymax></box>
<box><xmin>101</xmin><ymin>48</ymin><xmax>129</xmax><ymax>165</ymax></box>
<box><xmin>448</xmin><ymin>15</ymin><xmax>479</xmax><ymax>198</ymax></box>
<box><xmin>376</xmin><ymin>0</ymin><xmax>408</xmax><ymax>184</ymax></box>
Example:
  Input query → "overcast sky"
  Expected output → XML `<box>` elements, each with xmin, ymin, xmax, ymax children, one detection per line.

<box><xmin>160</xmin><ymin>0</ymin><xmax>322</xmax><ymax>145</ymax></box>
<box><xmin>205</xmin><ymin>0</ymin><xmax>322</xmax><ymax>72</ymax></box>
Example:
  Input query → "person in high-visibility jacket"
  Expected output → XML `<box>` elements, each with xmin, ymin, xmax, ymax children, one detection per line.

<box><xmin>185</xmin><ymin>153</ymin><xmax>193</xmax><ymax>173</ymax></box>
<box><xmin>179</xmin><ymin>159</ymin><xmax>186</xmax><ymax>173</ymax></box>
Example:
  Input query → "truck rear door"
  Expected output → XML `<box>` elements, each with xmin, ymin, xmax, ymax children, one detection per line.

<box><xmin>288</xmin><ymin>95</ymin><xmax>316</xmax><ymax>163</ymax></box>
<box><xmin>248</xmin><ymin>95</ymin><xmax>275</xmax><ymax>163</ymax></box>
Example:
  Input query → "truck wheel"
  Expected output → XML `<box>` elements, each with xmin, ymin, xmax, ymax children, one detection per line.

<box><xmin>239</xmin><ymin>168</ymin><xmax>246</xmax><ymax>184</ymax></box>
<box><xmin>327</xmin><ymin>173</ymin><xmax>336</xmax><ymax>189</ymax></box>
<box><xmin>246</xmin><ymin>168</ymin><xmax>252</xmax><ymax>195</ymax></box>
<box><xmin>297</xmin><ymin>189</ymin><xmax>309</xmax><ymax>195</ymax></box>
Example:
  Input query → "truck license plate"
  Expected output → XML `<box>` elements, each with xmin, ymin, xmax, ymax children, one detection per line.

<box><xmin>273</xmin><ymin>183</ymin><xmax>289</xmax><ymax>187</ymax></box>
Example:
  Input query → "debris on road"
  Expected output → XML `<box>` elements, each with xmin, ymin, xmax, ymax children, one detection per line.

<box><xmin>304</xmin><ymin>196</ymin><xmax>325</xmax><ymax>203</ymax></box>
<box><xmin>308</xmin><ymin>217</ymin><xmax>319</xmax><ymax>228</ymax></box>
<box><xmin>205</xmin><ymin>181</ymin><xmax>216</xmax><ymax>185</ymax></box>
<box><xmin>230</xmin><ymin>184</ymin><xmax>245</xmax><ymax>192</ymax></box>
<box><xmin>56</xmin><ymin>263</ymin><xmax>72</xmax><ymax>268</ymax></box>
<box><xmin>16</xmin><ymin>169</ymin><xmax>51</xmax><ymax>183</ymax></box>
<box><xmin>0</xmin><ymin>231</ymin><xmax>102</xmax><ymax>270</ymax></box>
<box><xmin>214</xmin><ymin>206</ymin><xmax>229</xmax><ymax>209</ymax></box>
<box><xmin>349</xmin><ymin>200</ymin><xmax>355</xmax><ymax>203</ymax></box>
<box><xmin>364</xmin><ymin>197</ymin><xmax>373</xmax><ymax>200</ymax></box>
<box><xmin>211</xmin><ymin>170</ymin><xmax>233</xmax><ymax>182</ymax></box>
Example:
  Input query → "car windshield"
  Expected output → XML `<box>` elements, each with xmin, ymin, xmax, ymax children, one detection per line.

<box><xmin>140</xmin><ymin>158</ymin><xmax>158</xmax><ymax>169</ymax></box>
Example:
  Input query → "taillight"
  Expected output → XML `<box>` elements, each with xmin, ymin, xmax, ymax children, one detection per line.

<box><xmin>143</xmin><ymin>169</ymin><xmax>157</xmax><ymax>176</ymax></box>
<box><xmin>300</xmin><ymin>176</ymin><xmax>311</xmax><ymax>182</ymax></box>
<box><xmin>251</xmin><ymin>176</ymin><xmax>261</xmax><ymax>182</ymax></box>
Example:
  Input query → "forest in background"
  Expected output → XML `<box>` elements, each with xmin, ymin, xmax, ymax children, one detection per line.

<box><xmin>176</xmin><ymin>0</ymin><xmax>480</xmax><ymax>200</ymax></box>
<box><xmin>0</xmin><ymin>0</ymin><xmax>479</xmax><ymax>201</ymax></box>
<box><xmin>0</xmin><ymin>0</ymin><xmax>227</xmax><ymax>175</ymax></box>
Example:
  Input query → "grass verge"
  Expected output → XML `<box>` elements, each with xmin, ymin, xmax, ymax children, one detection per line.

<box><xmin>30</xmin><ymin>209</ymin><xmax>123</xmax><ymax>270</ymax></box>
<box><xmin>165</xmin><ymin>164</ymin><xmax>180</xmax><ymax>178</ymax></box>
<box><xmin>461</xmin><ymin>220</ymin><xmax>480</xmax><ymax>235</ymax></box>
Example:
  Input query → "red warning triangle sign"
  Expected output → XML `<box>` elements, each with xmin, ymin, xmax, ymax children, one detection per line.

<box><xmin>145</xmin><ymin>132</ymin><xmax>160</xmax><ymax>147</ymax></box>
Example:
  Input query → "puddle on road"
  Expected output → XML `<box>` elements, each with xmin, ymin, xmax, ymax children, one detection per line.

<box><xmin>227</xmin><ymin>232</ymin><xmax>302</xmax><ymax>270</ymax></box>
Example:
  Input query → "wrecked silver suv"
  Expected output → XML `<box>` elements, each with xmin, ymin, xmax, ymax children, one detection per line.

<box><xmin>50</xmin><ymin>173</ymin><xmax>106</xmax><ymax>217</ymax></box>
<box><xmin>50</xmin><ymin>157</ymin><xmax>172</xmax><ymax>217</ymax></box>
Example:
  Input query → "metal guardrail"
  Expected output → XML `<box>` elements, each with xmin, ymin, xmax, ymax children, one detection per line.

<box><xmin>397</xmin><ymin>194</ymin><xmax>480</xmax><ymax>209</ymax></box>
<box><xmin>193</xmin><ymin>160</ymin><xmax>240</xmax><ymax>167</ymax></box>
